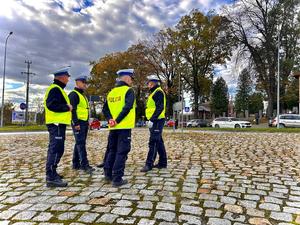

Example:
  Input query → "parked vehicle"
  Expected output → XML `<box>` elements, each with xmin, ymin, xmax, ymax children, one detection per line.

<box><xmin>192</xmin><ymin>119</ymin><xmax>208</xmax><ymax>127</ymax></box>
<box><xmin>187</xmin><ymin>119</ymin><xmax>209</xmax><ymax>127</ymax></box>
<box><xmin>100</xmin><ymin>120</ymin><xmax>108</xmax><ymax>128</ymax></box>
<box><xmin>272</xmin><ymin>114</ymin><xmax>300</xmax><ymax>128</ymax></box>
<box><xmin>211</xmin><ymin>117</ymin><xmax>251</xmax><ymax>128</ymax></box>
<box><xmin>89</xmin><ymin>118</ymin><xmax>101</xmax><ymax>130</ymax></box>
<box><xmin>187</xmin><ymin>119</ymin><xmax>196</xmax><ymax>127</ymax></box>
<box><xmin>136</xmin><ymin>121</ymin><xmax>146</xmax><ymax>127</ymax></box>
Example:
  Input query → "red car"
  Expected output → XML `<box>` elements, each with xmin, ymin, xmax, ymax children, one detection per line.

<box><xmin>89</xmin><ymin>118</ymin><xmax>101</xmax><ymax>130</ymax></box>
<box><xmin>166</xmin><ymin>119</ymin><xmax>175</xmax><ymax>127</ymax></box>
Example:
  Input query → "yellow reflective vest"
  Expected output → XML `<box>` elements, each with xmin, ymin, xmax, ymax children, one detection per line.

<box><xmin>71</xmin><ymin>89</ymin><xmax>89</xmax><ymax>121</ymax></box>
<box><xmin>107</xmin><ymin>85</ymin><xmax>136</xmax><ymax>129</ymax></box>
<box><xmin>145</xmin><ymin>86</ymin><xmax>166</xmax><ymax>120</ymax></box>
<box><xmin>44</xmin><ymin>84</ymin><xmax>71</xmax><ymax>125</ymax></box>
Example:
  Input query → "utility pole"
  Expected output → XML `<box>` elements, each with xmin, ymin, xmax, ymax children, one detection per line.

<box><xmin>21</xmin><ymin>60</ymin><xmax>35</xmax><ymax>126</ymax></box>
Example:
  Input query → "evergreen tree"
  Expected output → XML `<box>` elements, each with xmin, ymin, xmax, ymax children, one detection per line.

<box><xmin>249</xmin><ymin>92</ymin><xmax>264</xmax><ymax>114</ymax></box>
<box><xmin>235</xmin><ymin>69</ymin><xmax>253</xmax><ymax>116</ymax></box>
<box><xmin>211</xmin><ymin>77</ymin><xmax>229</xmax><ymax>117</ymax></box>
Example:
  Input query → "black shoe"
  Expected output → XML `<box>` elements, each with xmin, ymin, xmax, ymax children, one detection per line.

<box><xmin>153</xmin><ymin>164</ymin><xmax>167</xmax><ymax>169</ymax></box>
<box><xmin>46</xmin><ymin>178</ymin><xmax>68</xmax><ymax>187</ymax></box>
<box><xmin>140</xmin><ymin>165</ymin><xmax>152</xmax><ymax>172</ymax></box>
<box><xmin>56</xmin><ymin>173</ymin><xmax>64</xmax><ymax>179</ymax></box>
<box><xmin>97</xmin><ymin>162</ymin><xmax>105</xmax><ymax>168</ymax></box>
<box><xmin>104</xmin><ymin>176</ymin><xmax>112</xmax><ymax>183</ymax></box>
<box><xmin>112</xmin><ymin>179</ymin><xmax>128</xmax><ymax>187</ymax></box>
<box><xmin>81</xmin><ymin>166</ymin><xmax>95</xmax><ymax>173</ymax></box>
<box><xmin>72</xmin><ymin>165</ymin><xmax>80</xmax><ymax>170</ymax></box>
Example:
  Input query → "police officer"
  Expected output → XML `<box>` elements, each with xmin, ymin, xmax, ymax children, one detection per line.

<box><xmin>102</xmin><ymin>69</ymin><xmax>135</xmax><ymax>187</ymax></box>
<box><xmin>68</xmin><ymin>76</ymin><xmax>95</xmax><ymax>174</ymax></box>
<box><xmin>141</xmin><ymin>75</ymin><xmax>167</xmax><ymax>172</ymax></box>
<box><xmin>44</xmin><ymin>67</ymin><xmax>72</xmax><ymax>187</ymax></box>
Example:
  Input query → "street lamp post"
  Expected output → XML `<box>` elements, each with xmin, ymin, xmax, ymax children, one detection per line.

<box><xmin>1</xmin><ymin>31</ymin><xmax>13</xmax><ymax>127</ymax></box>
<box><xmin>277</xmin><ymin>26</ymin><xmax>281</xmax><ymax>129</ymax></box>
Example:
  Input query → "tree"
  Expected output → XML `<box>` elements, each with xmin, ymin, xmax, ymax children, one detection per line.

<box><xmin>225</xmin><ymin>0</ymin><xmax>300</xmax><ymax>117</ymax></box>
<box><xmin>141</xmin><ymin>29</ymin><xmax>181</xmax><ymax>117</ymax></box>
<box><xmin>249</xmin><ymin>92</ymin><xmax>264</xmax><ymax>114</ymax></box>
<box><xmin>175</xmin><ymin>10</ymin><xmax>235</xmax><ymax>117</ymax></box>
<box><xmin>88</xmin><ymin>45</ymin><xmax>152</xmax><ymax>121</ymax></box>
<box><xmin>235</xmin><ymin>68</ymin><xmax>253</xmax><ymax>116</ymax></box>
<box><xmin>281</xmin><ymin>77</ymin><xmax>299</xmax><ymax>111</ymax></box>
<box><xmin>211</xmin><ymin>77</ymin><xmax>229</xmax><ymax>116</ymax></box>
<box><xmin>0</xmin><ymin>102</ymin><xmax>15</xmax><ymax>125</ymax></box>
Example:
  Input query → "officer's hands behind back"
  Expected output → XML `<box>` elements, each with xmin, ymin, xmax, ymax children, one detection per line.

<box><xmin>109</xmin><ymin>119</ymin><xmax>117</xmax><ymax>127</ymax></box>
<box><xmin>148</xmin><ymin>121</ymin><xmax>153</xmax><ymax>128</ymax></box>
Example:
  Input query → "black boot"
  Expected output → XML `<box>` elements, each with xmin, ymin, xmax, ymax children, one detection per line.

<box><xmin>46</xmin><ymin>178</ymin><xmax>68</xmax><ymax>187</ymax></box>
<box><xmin>153</xmin><ymin>164</ymin><xmax>167</xmax><ymax>169</ymax></box>
<box><xmin>140</xmin><ymin>165</ymin><xmax>152</xmax><ymax>172</ymax></box>
<box><xmin>81</xmin><ymin>165</ymin><xmax>95</xmax><ymax>174</ymax></box>
<box><xmin>96</xmin><ymin>162</ymin><xmax>105</xmax><ymax>168</ymax></box>
<box><xmin>112</xmin><ymin>179</ymin><xmax>128</xmax><ymax>187</ymax></box>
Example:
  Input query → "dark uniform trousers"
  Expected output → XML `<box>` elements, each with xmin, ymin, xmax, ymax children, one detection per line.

<box><xmin>104</xmin><ymin>129</ymin><xmax>131</xmax><ymax>182</ymax></box>
<box><xmin>146</xmin><ymin>118</ymin><xmax>167</xmax><ymax>167</ymax></box>
<box><xmin>46</xmin><ymin>124</ymin><xmax>66</xmax><ymax>180</ymax></box>
<box><xmin>72</xmin><ymin>120</ymin><xmax>89</xmax><ymax>168</ymax></box>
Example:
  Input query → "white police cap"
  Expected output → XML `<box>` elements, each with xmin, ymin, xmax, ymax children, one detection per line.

<box><xmin>75</xmin><ymin>75</ymin><xmax>88</xmax><ymax>81</ymax></box>
<box><xmin>116</xmin><ymin>69</ymin><xmax>134</xmax><ymax>77</ymax></box>
<box><xmin>52</xmin><ymin>66</ymin><xmax>71</xmax><ymax>77</ymax></box>
<box><xmin>147</xmin><ymin>74</ymin><xmax>160</xmax><ymax>82</ymax></box>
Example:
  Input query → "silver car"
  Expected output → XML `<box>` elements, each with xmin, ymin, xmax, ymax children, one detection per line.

<box><xmin>272</xmin><ymin>114</ymin><xmax>300</xmax><ymax>128</ymax></box>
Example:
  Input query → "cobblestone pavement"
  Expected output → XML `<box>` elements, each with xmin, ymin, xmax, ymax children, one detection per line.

<box><xmin>0</xmin><ymin>129</ymin><xmax>300</xmax><ymax>225</ymax></box>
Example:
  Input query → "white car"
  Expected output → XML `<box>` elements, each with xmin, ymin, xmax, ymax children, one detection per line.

<box><xmin>187</xmin><ymin>119</ymin><xmax>196</xmax><ymax>127</ymax></box>
<box><xmin>211</xmin><ymin>117</ymin><xmax>252</xmax><ymax>128</ymax></box>
<box><xmin>272</xmin><ymin>114</ymin><xmax>300</xmax><ymax>128</ymax></box>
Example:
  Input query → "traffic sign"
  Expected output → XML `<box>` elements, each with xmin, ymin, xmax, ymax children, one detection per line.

<box><xmin>20</xmin><ymin>103</ymin><xmax>27</xmax><ymax>110</ymax></box>
<box><xmin>184</xmin><ymin>107</ymin><xmax>190</xmax><ymax>112</ymax></box>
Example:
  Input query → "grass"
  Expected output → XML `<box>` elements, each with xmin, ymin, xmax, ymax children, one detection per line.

<box><xmin>0</xmin><ymin>125</ymin><xmax>47</xmax><ymax>132</ymax></box>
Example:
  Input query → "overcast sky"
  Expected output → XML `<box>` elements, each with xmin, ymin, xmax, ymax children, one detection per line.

<box><xmin>0</xmin><ymin>0</ymin><xmax>236</xmax><ymax>109</ymax></box>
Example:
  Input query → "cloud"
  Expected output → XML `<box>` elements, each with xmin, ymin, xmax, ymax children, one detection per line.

<box><xmin>0</xmin><ymin>0</ymin><xmax>231</xmax><ymax>107</ymax></box>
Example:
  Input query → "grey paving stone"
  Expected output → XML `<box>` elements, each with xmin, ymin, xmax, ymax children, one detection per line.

<box><xmin>220</xmin><ymin>196</ymin><xmax>237</xmax><ymax>204</ymax></box>
<box><xmin>224</xmin><ymin>212</ymin><xmax>246</xmax><ymax>222</ymax></box>
<box><xmin>0</xmin><ymin>210</ymin><xmax>19</xmax><ymax>220</ymax></box>
<box><xmin>137</xmin><ymin>201</ymin><xmax>153</xmax><ymax>209</ymax></box>
<box><xmin>116</xmin><ymin>200</ymin><xmax>133</xmax><ymax>207</ymax></box>
<box><xmin>259</xmin><ymin>203</ymin><xmax>281</xmax><ymax>211</ymax></box>
<box><xmin>116</xmin><ymin>217</ymin><xmax>136</xmax><ymax>224</ymax></box>
<box><xmin>12</xmin><ymin>211</ymin><xmax>37</xmax><ymax>220</ymax></box>
<box><xmin>156</xmin><ymin>202</ymin><xmax>176</xmax><ymax>211</ymax></box>
<box><xmin>179</xmin><ymin>205</ymin><xmax>202</xmax><ymax>215</ymax></box>
<box><xmin>97</xmin><ymin>213</ymin><xmax>118</xmax><ymax>224</ymax></box>
<box><xmin>203</xmin><ymin>200</ymin><xmax>223</xmax><ymax>209</ymax></box>
<box><xmin>205</xmin><ymin>209</ymin><xmax>222</xmax><ymax>217</ymax></box>
<box><xmin>283</xmin><ymin>206</ymin><xmax>300</xmax><ymax>214</ymax></box>
<box><xmin>155</xmin><ymin>211</ymin><xmax>176</xmax><ymax>222</ymax></box>
<box><xmin>78</xmin><ymin>212</ymin><xmax>99</xmax><ymax>223</ymax></box>
<box><xmin>179</xmin><ymin>214</ymin><xmax>202</xmax><ymax>224</ymax></box>
<box><xmin>238</xmin><ymin>200</ymin><xmax>257</xmax><ymax>208</ymax></box>
<box><xmin>69</xmin><ymin>204</ymin><xmax>91</xmax><ymax>211</ymax></box>
<box><xmin>264</xmin><ymin>196</ymin><xmax>283</xmax><ymax>205</ymax></box>
<box><xmin>137</xmin><ymin>218</ymin><xmax>155</xmax><ymax>225</ymax></box>
<box><xmin>246</xmin><ymin>208</ymin><xmax>265</xmax><ymax>217</ymax></box>
<box><xmin>32</xmin><ymin>212</ymin><xmax>53</xmax><ymax>222</ymax></box>
<box><xmin>57</xmin><ymin>212</ymin><xmax>78</xmax><ymax>220</ymax></box>
<box><xmin>111</xmin><ymin>207</ymin><xmax>132</xmax><ymax>216</ymax></box>
<box><xmin>50</xmin><ymin>204</ymin><xmax>72</xmax><ymax>211</ymax></box>
<box><xmin>132</xmin><ymin>209</ymin><xmax>152</xmax><ymax>217</ymax></box>
<box><xmin>270</xmin><ymin>212</ymin><xmax>293</xmax><ymax>222</ymax></box>
<box><xmin>207</xmin><ymin>218</ymin><xmax>231</xmax><ymax>225</ymax></box>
